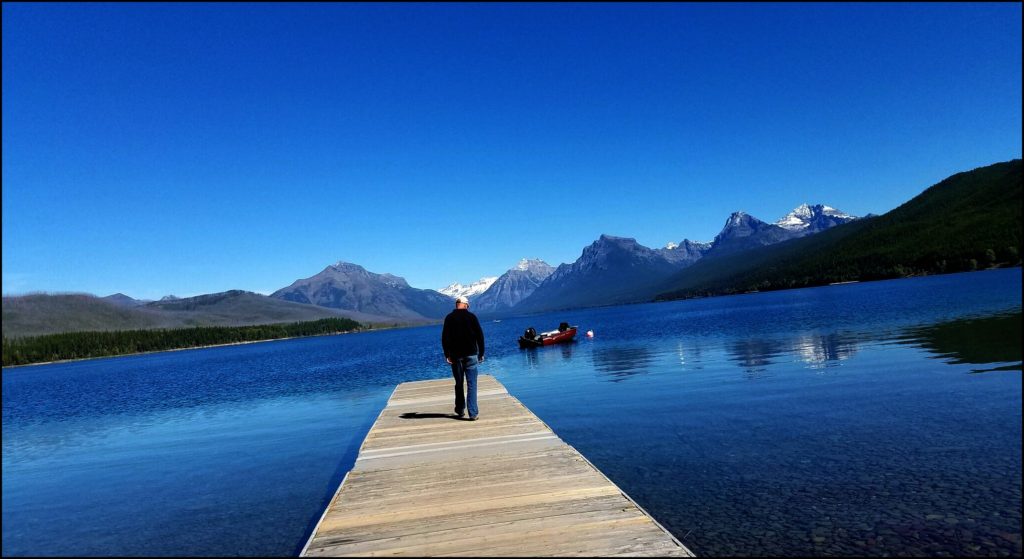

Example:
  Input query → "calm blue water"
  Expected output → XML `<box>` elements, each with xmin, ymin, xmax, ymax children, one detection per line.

<box><xmin>3</xmin><ymin>269</ymin><xmax>1021</xmax><ymax>557</ymax></box>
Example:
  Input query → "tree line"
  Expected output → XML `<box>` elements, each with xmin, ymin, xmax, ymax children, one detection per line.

<box><xmin>2</xmin><ymin>317</ymin><xmax>362</xmax><ymax>367</ymax></box>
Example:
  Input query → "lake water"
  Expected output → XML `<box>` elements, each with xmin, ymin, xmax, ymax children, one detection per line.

<box><xmin>3</xmin><ymin>269</ymin><xmax>1021</xmax><ymax>557</ymax></box>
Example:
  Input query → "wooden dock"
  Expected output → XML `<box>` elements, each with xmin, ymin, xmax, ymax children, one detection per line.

<box><xmin>301</xmin><ymin>374</ymin><xmax>695</xmax><ymax>557</ymax></box>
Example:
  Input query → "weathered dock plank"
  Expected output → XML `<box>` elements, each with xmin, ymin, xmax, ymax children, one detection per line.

<box><xmin>302</xmin><ymin>374</ymin><xmax>694</xmax><ymax>557</ymax></box>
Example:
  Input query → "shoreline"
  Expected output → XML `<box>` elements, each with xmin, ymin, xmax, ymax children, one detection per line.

<box><xmin>1</xmin><ymin>323</ymin><xmax>424</xmax><ymax>370</ymax></box>
<box><xmin>6</xmin><ymin>268</ymin><xmax>1018</xmax><ymax>369</ymax></box>
<box><xmin>653</xmin><ymin>264</ymin><xmax>1020</xmax><ymax>304</ymax></box>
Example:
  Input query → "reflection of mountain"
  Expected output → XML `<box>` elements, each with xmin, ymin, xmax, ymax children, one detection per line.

<box><xmin>794</xmin><ymin>333</ymin><xmax>859</xmax><ymax>368</ymax></box>
<box><xmin>592</xmin><ymin>345</ymin><xmax>655</xmax><ymax>381</ymax></box>
<box><xmin>728</xmin><ymin>338</ymin><xmax>785</xmax><ymax>373</ymax></box>
<box><xmin>720</xmin><ymin>313</ymin><xmax>1021</xmax><ymax>376</ymax></box>
<box><xmin>728</xmin><ymin>333</ymin><xmax>862</xmax><ymax>373</ymax></box>
<box><xmin>900</xmin><ymin>312</ymin><xmax>1022</xmax><ymax>372</ymax></box>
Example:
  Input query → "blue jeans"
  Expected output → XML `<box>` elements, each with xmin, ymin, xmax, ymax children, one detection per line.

<box><xmin>450</xmin><ymin>356</ymin><xmax>479</xmax><ymax>417</ymax></box>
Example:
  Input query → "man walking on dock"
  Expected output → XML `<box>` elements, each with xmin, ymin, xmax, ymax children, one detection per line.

<box><xmin>441</xmin><ymin>295</ymin><xmax>485</xmax><ymax>421</ymax></box>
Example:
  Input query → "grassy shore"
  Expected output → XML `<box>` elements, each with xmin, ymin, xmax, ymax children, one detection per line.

<box><xmin>1</xmin><ymin>318</ymin><xmax>438</xmax><ymax>368</ymax></box>
<box><xmin>2</xmin><ymin>318</ymin><xmax>372</xmax><ymax>367</ymax></box>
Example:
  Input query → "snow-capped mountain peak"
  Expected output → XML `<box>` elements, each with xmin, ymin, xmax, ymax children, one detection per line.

<box><xmin>820</xmin><ymin>205</ymin><xmax>853</xmax><ymax>218</ymax></box>
<box><xmin>776</xmin><ymin>204</ymin><xmax>813</xmax><ymax>229</ymax></box>
<box><xmin>775</xmin><ymin>203</ymin><xmax>857</xmax><ymax>231</ymax></box>
<box><xmin>438</xmin><ymin>276</ymin><xmax>498</xmax><ymax>299</ymax></box>
<box><xmin>665</xmin><ymin>242</ymin><xmax>679</xmax><ymax>250</ymax></box>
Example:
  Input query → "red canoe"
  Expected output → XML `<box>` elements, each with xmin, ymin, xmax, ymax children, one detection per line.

<box><xmin>519</xmin><ymin>324</ymin><xmax>578</xmax><ymax>348</ymax></box>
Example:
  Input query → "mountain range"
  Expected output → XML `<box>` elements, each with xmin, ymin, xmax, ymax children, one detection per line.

<box><xmin>509</xmin><ymin>235</ymin><xmax>696</xmax><ymax>315</ymax></box>
<box><xmin>2</xmin><ymin>202</ymin><xmax>855</xmax><ymax>335</ymax></box>
<box><xmin>2</xmin><ymin>290</ymin><xmax>363</xmax><ymax>338</ymax></box>
<box><xmin>505</xmin><ymin>203</ymin><xmax>858</xmax><ymax>314</ymax></box>
<box><xmin>655</xmin><ymin>158</ymin><xmax>1022</xmax><ymax>300</ymax></box>
<box><xmin>5</xmin><ymin>158</ymin><xmax>1019</xmax><ymax>338</ymax></box>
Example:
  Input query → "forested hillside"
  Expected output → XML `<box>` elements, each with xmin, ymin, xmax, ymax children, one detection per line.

<box><xmin>2</xmin><ymin>317</ymin><xmax>362</xmax><ymax>367</ymax></box>
<box><xmin>656</xmin><ymin>159</ymin><xmax>1022</xmax><ymax>300</ymax></box>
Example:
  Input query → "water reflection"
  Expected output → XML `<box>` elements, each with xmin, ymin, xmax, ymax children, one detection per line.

<box><xmin>792</xmin><ymin>332</ymin><xmax>859</xmax><ymax>369</ymax></box>
<box><xmin>523</xmin><ymin>311</ymin><xmax>1022</xmax><ymax>381</ymax></box>
<box><xmin>719</xmin><ymin>312</ymin><xmax>1022</xmax><ymax>377</ymax></box>
<box><xmin>521</xmin><ymin>341</ymin><xmax>575</xmax><ymax>370</ymax></box>
<box><xmin>676</xmin><ymin>341</ymin><xmax>704</xmax><ymax>371</ymax></box>
<box><xmin>728</xmin><ymin>338</ymin><xmax>785</xmax><ymax>374</ymax></box>
<box><xmin>1</xmin><ymin>327</ymin><xmax>442</xmax><ymax>427</ymax></box>
<box><xmin>592</xmin><ymin>345</ymin><xmax>656</xmax><ymax>381</ymax></box>
<box><xmin>898</xmin><ymin>312</ymin><xmax>1022</xmax><ymax>372</ymax></box>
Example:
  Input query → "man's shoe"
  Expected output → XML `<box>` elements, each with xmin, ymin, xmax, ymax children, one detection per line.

<box><xmin>468</xmin><ymin>415</ymin><xmax>478</xmax><ymax>421</ymax></box>
<box><xmin>455</xmin><ymin>408</ymin><xmax>464</xmax><ymax>418</ymax></box>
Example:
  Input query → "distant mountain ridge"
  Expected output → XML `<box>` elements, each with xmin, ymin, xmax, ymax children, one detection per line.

<box><xmin>661</xmin><ymin>239</ymin><xmax>713</xmax><ymax>263</ymax></box>
<box><xmin>656</xmin><ymin>159</ymin><xmax>1022</xmax><ymax>300</ymax></box>
<box><xmin>701</xmin><ymin>204</ymin><xmax>859</xmax><ymax>259</ymax></box>
<box><xmin>257</xmin><ymin>203</ymin><xmax>853</xmax><ymax>319</ymax></box>
<box><xmin>101</xmin><ymin>293</ymin><xmax>151</xmax><ymax>307</ymax></box>
<box><xmin>512</xmin><ymin>235</ymin><xmax>696</xmax><ymax>314</ymax></box>
<box><xmin>510</xmin><ymin>203</ymin><xmax>857</xmax><ymax>314</ymax></box>
<box><xmin>472</xmin><ymin>259</ymin><xmax>555</xmax><ymax>315</ymax></box>
<box><xmin>2</xmin><ymin>290</ymin><xmax>366</xmax><ymax>338</ymax></box>
<box><xmin>270</xmin><ymin>261</ymin><xmax>452</xmax><ymax>321</ymax></box>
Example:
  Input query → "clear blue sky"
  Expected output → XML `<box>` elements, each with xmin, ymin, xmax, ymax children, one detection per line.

<box><xmin>3</xmin><ymin>3</ymin><xmax>1021</xmax><ymax>299</ymax></box>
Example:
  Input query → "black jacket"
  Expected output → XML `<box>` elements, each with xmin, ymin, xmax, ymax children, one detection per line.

<box><xmin>441</xmin><ymin>309</ymin><xmax>485</xmax><ymax>359</ymax></box>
